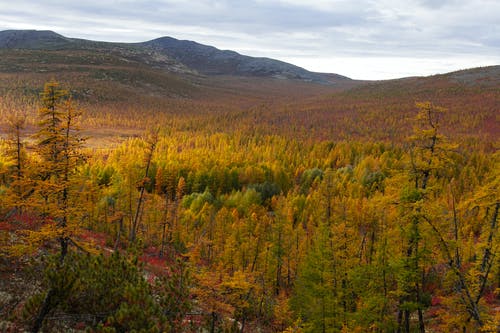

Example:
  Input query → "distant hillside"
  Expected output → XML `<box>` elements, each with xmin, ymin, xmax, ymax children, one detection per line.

<box><xmin>275</xmin><ymin>65</ymin><xmax>500</xmax><ymax>142</ymax></box>
<box><xmin>0</xmin><ymin>29</ymin><xmax>351</xmax><ymax>85</ymax></box>
<box><xmin>0</xmin><ymin>30</ymin><xmax>195</xmax><ymax>75</ymax></box>
<box><xmin>0</xmin><ymin>30</ymin><xmax>497</xmax><ymax>144</ymax></box>
<box><xmin>0</xmin><ymin>30</ymin><xmax>69</xmax><ymax>49</ymax></box>
<box><xmin>141</xmin><ymin>37</ymin><xmax>350</xmax><ymax>84</ymax></box>
<box><xmin>446</xmin><ymin>65</ymin><xmax>500</xmax><ymax>87</ymax></box>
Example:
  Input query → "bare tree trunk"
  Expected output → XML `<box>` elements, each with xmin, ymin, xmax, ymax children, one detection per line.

<box><xmin>404</xmin><ymin>309</ymin><xmax>410</xmax><ymax>333</ymax></box>
<box><xmin>396</xmin><ymin>306</ymin><xmax>403</xmax><ymax>333</ymax></box>
<box><xmin>210</xmin><ymin>311</ymin><xmax>217</xmax><ymax>333</ymax></box>
<box><xmin>32</xmin><ymin>289</ymin><xmax>56</xmax><ymax>333</ymax></box>
<box><xmin>160</xmin><ymin>221</ymin><xmax>167</xmax><ymax>257</ymax></box>
<box><xmin>130</xmin><ymin>130</ymin><xmax>159</xmax><ymax>242</ymax></box>
<box><xmin>114</xmin><ymin>217</ymin><xmax>123</xmax><ymax>251</ymax></box>
<box><xmin>417</xmin><ymin>283</ymin><xmax>425</xmax><ymax>333</ymax></box>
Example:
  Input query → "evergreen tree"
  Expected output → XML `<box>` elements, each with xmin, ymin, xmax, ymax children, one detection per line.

<box><xmin>292</xmin><ymin>222</ymin><xmax>338</xmax><ymax>333</ymax></box>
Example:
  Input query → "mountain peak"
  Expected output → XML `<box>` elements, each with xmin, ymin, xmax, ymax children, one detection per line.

<box><xmin>142</xmin><ymin>36</ymin><xmax>349</xmax><ymax>84</ymax></box>
<box><xmin>0</xmin><ymin>29</ymin><xmax>351</xmax><ymax>84</ymax></box>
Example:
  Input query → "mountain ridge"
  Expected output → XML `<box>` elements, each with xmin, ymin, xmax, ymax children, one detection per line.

<box><xmin>0</xmin><ymin>30</ymin><xmax>69</xmax><ymax>49</ymax></box>
<box><xmin>141</xmin><ymin>36</ymin><xmax>350</xmax><ymax>84</ymax></box>
<box><xmin>0</xmin><ymin>29</ymin><xmax>350</xmax><ymax>85</ymax></box>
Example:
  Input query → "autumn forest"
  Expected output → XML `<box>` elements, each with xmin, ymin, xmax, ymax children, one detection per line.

<box><xmin>0</xmin><ymin>42</ymin><xmax>499</xmax><ymax>333</ymax></box>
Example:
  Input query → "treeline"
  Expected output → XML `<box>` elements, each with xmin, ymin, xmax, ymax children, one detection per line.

<box><xmin>0</xmin><ymin>82</ymin><xmax>499</xmax><ymax>332</ymax></box>
<box><xmin>1</xmin><ymin>68</ymin><xmax>499</xmax><ymax>145</ymax></box>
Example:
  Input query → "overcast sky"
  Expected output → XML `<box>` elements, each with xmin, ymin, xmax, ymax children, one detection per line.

<box><xmin>0</xmin><ymin>0</ymin><xmax>498</xmax><ymax>79</ymax></box>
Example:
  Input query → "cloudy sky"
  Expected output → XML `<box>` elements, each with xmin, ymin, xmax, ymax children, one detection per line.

<box><xmin>0</xmin><ymin>0</ymin><xmax>498</xmax><ymax>79</ymax></box>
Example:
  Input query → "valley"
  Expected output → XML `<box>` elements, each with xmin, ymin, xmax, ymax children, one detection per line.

<box><xmin>0</xmin><ymin>30</ymin><xmax>498</xmax><ymax>332</ymax></box>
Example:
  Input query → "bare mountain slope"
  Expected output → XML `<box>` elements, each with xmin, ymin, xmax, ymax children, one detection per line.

<box><xmin>142</xmin><ymin>36</ymin><xmax>351</xmax><ymax>84</ymax></box>
<box><xmin>0</xmin><ymin>30</ymin><xmax>351</xmax><ymax>85</ymax></box>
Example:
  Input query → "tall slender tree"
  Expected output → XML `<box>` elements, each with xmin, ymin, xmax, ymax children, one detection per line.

<box><xmin>130</xmin><ymin>128</ymin><xmax>159</xmax><ymax>242</ymax></box>
<box><xmin>3</xmin><ymin>111</ymin><xmax>29</xmax><ymax>215</ymax></box>
<box><xmin>30</xmin><ymin>81</ymin><xmax>86</xmax><ymax>333</ymax></box>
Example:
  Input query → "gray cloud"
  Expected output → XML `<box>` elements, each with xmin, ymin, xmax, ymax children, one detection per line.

<box><xmin>0</xmin><ymin>0</ymin><xmax>498</xmax><ymax>79</ymax></box>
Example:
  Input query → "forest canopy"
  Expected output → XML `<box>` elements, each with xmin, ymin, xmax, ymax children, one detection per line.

<box><xmin>0</xmin><ymin>79</ymin><xmax>498</xmax><ymax>332</ymax></box>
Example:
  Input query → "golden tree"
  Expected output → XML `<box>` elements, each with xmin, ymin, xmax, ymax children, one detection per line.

<box><xmin>26</xmin><ymin>81</ymin><xmax>86</xmax><ymax>333</ymax></box>
<box><xmin>31</xmin><ymin>80</ymin><xmax>85</xmax><ymax>259</ymax></box>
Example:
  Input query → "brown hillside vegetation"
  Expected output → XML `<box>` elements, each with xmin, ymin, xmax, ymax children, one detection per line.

<box><xmin>0</xmin><ymin>47</ymin><xmax>497</xmax><ymax>145</ymax></box>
